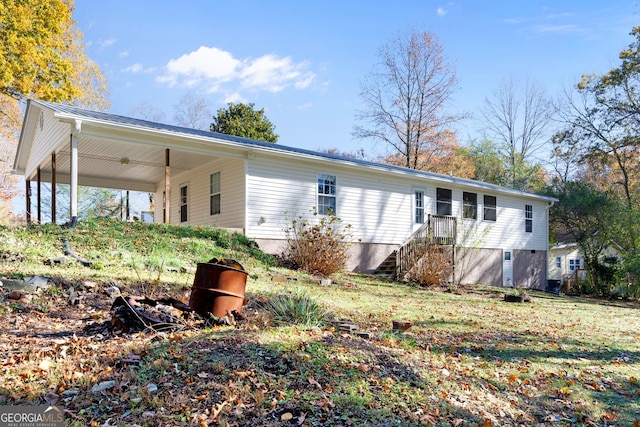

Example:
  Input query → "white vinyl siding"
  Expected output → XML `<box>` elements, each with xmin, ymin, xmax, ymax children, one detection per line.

<box><xmin>25</xmin><ymin>108</ymin><xmax>69</xmax><ymax>178</ymax></box>
<box><xmin>246</xmin><ymin>155</ymin><xmax>419</xmax><ymax>243</ymax></box>
<box><xmin>164</xmin><ymin>158</ymin><xmax>245</xmax><ymax>229</ymax></box>
<box><xmin>244</xmin><ymin>154</ymin><xmax>550</xmax><ymax>252</ymax></box>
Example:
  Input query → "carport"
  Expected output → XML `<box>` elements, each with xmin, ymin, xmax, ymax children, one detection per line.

<box><xmin>13</xmin><ymin>100</ymin><xmax>233</xmax><ymax>224</ymax></box>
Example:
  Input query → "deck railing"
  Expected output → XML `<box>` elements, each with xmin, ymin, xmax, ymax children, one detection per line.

<box><xmin>396</xmin><ymin>214</ymin><xmax>456</xmax><ymax>277</ymax></box>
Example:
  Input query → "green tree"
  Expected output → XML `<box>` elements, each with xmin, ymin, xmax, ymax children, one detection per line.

<box><xmin>555</xmin><ymin>26</ymin><xmax>640</xmax><ymax>209</ymax></box>
<box><xmin>550</xmin><ymin>181</ymin><xmax>621</xmax><ymax>295</ymax></box>
<box><xmin>467</xmin><ymin>138</ymin><xmax>508</xmax><ymax>186</ymax></box>
<box><xmin>210</xmin><ymin>102</ymin><xmax>278</xmax><ymax>143</ymax></box>
<box><xmin>466</xmin><ymin>138</ymin><xmax>547</xmax><ymax>192</ymax></box>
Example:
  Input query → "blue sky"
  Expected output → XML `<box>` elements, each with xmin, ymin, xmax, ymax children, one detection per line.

<box><xmin>74</xmin><ymin>1</ymin><xmax>637</xmax><ymax>157</ymax></box>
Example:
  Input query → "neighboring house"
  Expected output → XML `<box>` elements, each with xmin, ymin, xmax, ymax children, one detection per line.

<box><xmin>548</xmin><ymin>241</ymin><xmax>624</xmax><ymax>284</ymax></box>
<box><xmin>13</xmin><ymin>100</ymin><xmax>557</xmax><ymax>289</ymax></box>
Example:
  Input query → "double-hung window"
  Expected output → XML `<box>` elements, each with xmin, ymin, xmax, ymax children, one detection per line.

<box><xmin>180</xmin><ymin>185</ymin><xmax>188</xmax><ymax>223</ymax></box>
<box><xmin>210</xmin><ymin>172</ymin><xmax>221</xmax><ymax>215</ymax></box>
<box><xmin>463</xmin><ymin>191</ymin><xmax>477</xmax><ymax>219</ymax></box>
<box><xmin>483</xmin><ymin>195</ymin><xmax>497</xmax><ymax>222</ymax></box>
<box><xmin>415</xmin><ymin>189</ymin><xmax>425</xmax><ymax>224</ymax></box>
<box><xmin>525</xmin><ymin>204</ymin><xmax>533</xmax><ymax>233</ymax></box>
<box><xmin>317</xmin><ymin>173</ymin><xmax>336</xmax><ymax>215</ymax></box>
<box><xmin>436</xmin><ymin>188</ymin><xmax>452</xmax><ymax>216</ymax></box>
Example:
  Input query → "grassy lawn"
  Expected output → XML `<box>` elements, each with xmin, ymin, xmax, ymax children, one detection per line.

<box><xmin>0</xmin><ymin>218</ymin><xmax>639</xmax><ymax>426</ymax></box>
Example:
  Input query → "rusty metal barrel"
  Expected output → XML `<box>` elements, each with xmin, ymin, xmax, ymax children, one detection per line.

<box><xmin>189</xmin><ymin>261</ymin><xmax>248</xmax><ymax>318</ymax></box>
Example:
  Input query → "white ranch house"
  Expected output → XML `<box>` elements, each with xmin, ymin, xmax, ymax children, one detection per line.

<box><xmin>14</xmin><ymin>100</ymin><xmax>557</xmax><ymax>289</ymax></box>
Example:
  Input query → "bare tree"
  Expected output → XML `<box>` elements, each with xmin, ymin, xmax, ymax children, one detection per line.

<box><xmin>481</xmin><ymin>77</ymin><xmax>553</xmax><ymax>189</ymax></box>
<box><xmin>129</xmin><ymin>102</ymin><xmax>167</xmax><ymax>123</ymax></box>
<box><xmin>353</xmin><ymin>30</ymin><xmax>461</xmax><ymax>170</ymax></box>
<box><xmin>173</xmin><ymin>92</ymin><xmax>212</xmax><ymax>130</ymax></box>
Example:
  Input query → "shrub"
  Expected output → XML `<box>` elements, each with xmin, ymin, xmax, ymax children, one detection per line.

<box><xmin>284</xmin><ymin>208</ymin><xmax>354</xmax><ymax>276</ymax></box>
<box><xmin>404</xmin><ymin>243</ymin><xmax>453</xmax><ymax>287</ymax></box>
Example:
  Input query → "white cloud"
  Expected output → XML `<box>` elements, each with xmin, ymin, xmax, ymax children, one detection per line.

<box><xmin>157</xmin><ymin>46</ymin><xmax>316</xmax><ymax>96</ymax></box>
<box><xmin>436</xmin><ymin>7</ymin><xmax>447</xmax><ymax>17</ymax></box>
<box><xmin>222</xmin><ymin>92</ymin><xmax>246</xmax><ymax>104</ymax></box>
<box><xmin>122</xmin><ymin>63</ymin><xmax>156</xmax><ymax>74</ymax></box>
<box><xmin>531</xmin><ymin>24</ymin><xmax>580</xmax><ymax>34</ymax></box>
<box><xmin>100</xmin><ymin>38</ymin><xmax>116</xmax><ymax>48</ymax></box>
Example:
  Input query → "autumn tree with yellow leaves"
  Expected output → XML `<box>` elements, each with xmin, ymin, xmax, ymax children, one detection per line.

<box><xmin>0</xmin><ymin>0</ymin><xmax>110</xmax><ymax>222</ymax></box>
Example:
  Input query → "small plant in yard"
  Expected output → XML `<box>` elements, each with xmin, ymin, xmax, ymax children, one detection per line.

<box><xmin>254</xmin><ymin>289</ymin><xmax>331</xmax><ymax>327</ymax></box>
<box><xmin>283</xmin><ymin>208</ymin><xmax>354</xmax><ymax>276</ymax></box>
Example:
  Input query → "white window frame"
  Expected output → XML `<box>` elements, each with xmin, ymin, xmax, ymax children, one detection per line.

<box><xmin>414</xmin><ymin>188</ymin><xmax>425</xmax><ymax>224</ymax></box>
<box><xmin>525</xmin><ymin>204</ymin><xmax>533</xmax><ymax>233</ymax></box>
<box><xmin>483</xmin><ymin>195</ymin><xmax>497</xmax><ymax>222</ymax></box>
<box><xmin>555</xmin><ymin>257</ymin><xmax>561</xmax><ymax>269</ymax></box>
<box><xmin>179</xmin><ymin>183</ymin><xmax>188</xmax><ymax>223</ymax></box>
<box><xmin>569</xmin><ymin>259</ymin><xmax>581</xmax><ymax>271</ymax></box>
<box><xmin>210</xmin><ymin>172</ymin><xmax>221</xmax><ymax>216</ymax></box>
<box><xmin>463</xmin><ymin>191</ymin><xmax>477</xmax><ymax>220</ymax></box>
<box><xmin>317</xmin><ymin>173</ymin><xmax>336</xmax><ymax>215</ymax></box>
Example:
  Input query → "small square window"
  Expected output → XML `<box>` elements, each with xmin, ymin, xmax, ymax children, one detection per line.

<box><xmin>504</xmin><ymin>251</ymin><xmax>511</xmax><ymax>261</ymax></box>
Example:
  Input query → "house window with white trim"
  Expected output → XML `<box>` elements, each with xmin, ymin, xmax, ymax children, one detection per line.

<box><xmin>210</xmin><ymin>172</ymin><xmax>221</xmax><ymax>215</ymax></box>
<box><xmin>415</xmin><ymin>189</ymin><xmax>425</xmax><ymax>224</ymax></box>
<box><xmin>525</xmin><ymin>204</ymin><xmax>533</xmax><ymax>233</ymax></box>
<box><xmin>180</xmin><ymin>185</ymin><xmax>188</xmax><ymax>223</ymax></box>
<box><xmin>436</xmin><ymin>188</ymin><xmax>452</xmax><ymax>216</ymax></box>
<box><xmin>317</xmin><ymin>173</ymin><xmax>336</xmax><ymax>215</ymax></box>
<box><xmin>483</xmin><ymin>195</ymin><xmax>497</xmax><ymax>222</ymax></box>
<box><xmin>569</xmin><ymin>259</ymin><xmax>581</xmax><ymax>271</ymax></box>
<box><xmin>555</xmin><ymin>257</ymin><xmax>561</xmax><ymax>269</ymax></box>
<box><xmin>463</xmin><ymin>191</ymin><xmax>477</xmax><ymax>219</ymax></box>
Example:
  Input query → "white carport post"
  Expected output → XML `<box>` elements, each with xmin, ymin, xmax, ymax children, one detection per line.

<box><xmin>69</xmin><ymin>120</ymin><xmax>81</xmax><ymax>226</ymax></box>
<box><xmin>164</xmin><ymin>148</ymin><xmax>170</xmax><ymax>223</ymax></box>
